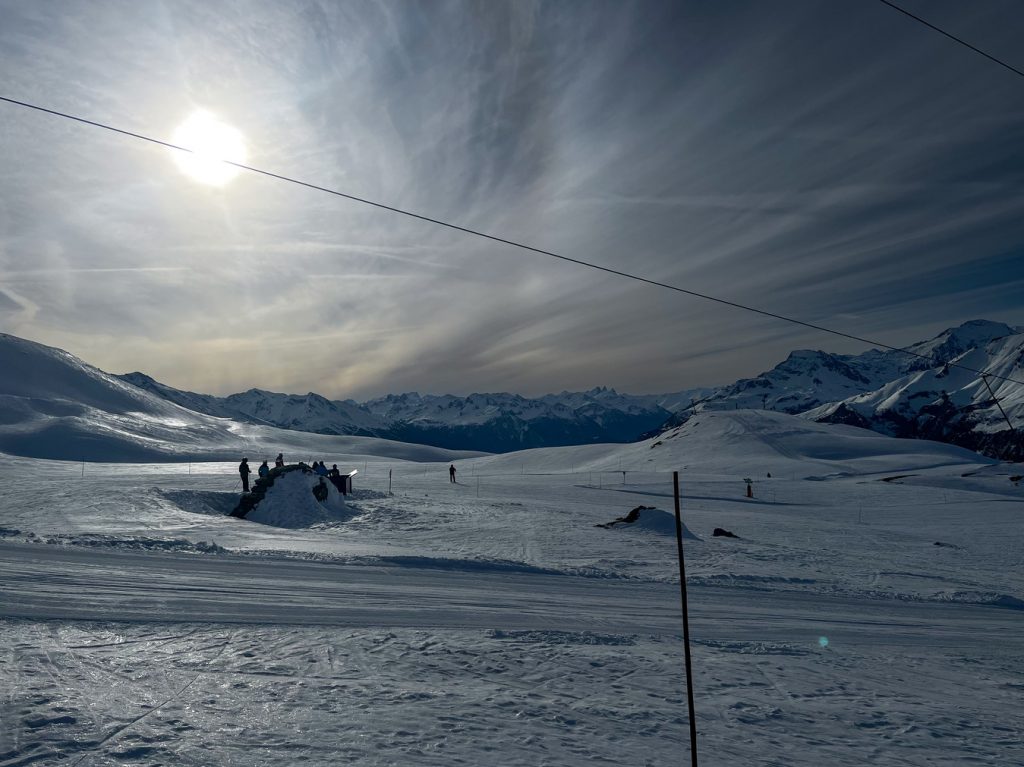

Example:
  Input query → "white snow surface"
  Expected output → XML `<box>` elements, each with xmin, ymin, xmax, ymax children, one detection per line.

<box><xmin>244</xmin><ymin>469</ymin><xmax>350</xmax><ymax>528</ymax></box>
<box><xmin>1</xmin><ymin>409</ymin><xmax>1022</xmax><ymax>766</ymax></box>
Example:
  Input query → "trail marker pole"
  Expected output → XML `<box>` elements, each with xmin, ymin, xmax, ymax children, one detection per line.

<box><xmin>388</xmin><ymin>468</ymin><xmax>393</xmax><ymax>496</ymax></box>
<box><xmin>673</xmin><ymin>471</ymin><xmax>699</xmax><ymax>767</ymax></box>
<box><xmin>81</xmin><ymin>459</ymin><xmax>85</xmax><ymax>478</ymax></box>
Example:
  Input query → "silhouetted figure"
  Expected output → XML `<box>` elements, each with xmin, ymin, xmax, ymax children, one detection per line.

<box><xmin>275</xmin><ymin>453</ymin><xmax>284</xmax><ymax>468</ymax></box>
<box><xmin>315</xmin><ymin>461</ymin><xmax>329</xmax><ymax>476</ymax></box>
<box><xmin>449</xmin><ymin>464</ymin><xmax>457</xmax><ymax>483</ymax></box>
<box><xmin>327</xmin><ymin>464</ymin><xmax>346</xmax><ymax>494</ymax></box>
<box><xmin>258</xmin><ymin>460</ymin><xmax>270</xmax><ymax>479</ymax></box>
<box><xmin>239</xmin><ymin>458</ymin><xmax>251</xmax><ymax>492</ymax></box>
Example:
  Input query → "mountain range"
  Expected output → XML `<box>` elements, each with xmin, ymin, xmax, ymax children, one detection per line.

<box><xmin>118</xmin><ymin>373</ymin><xmax>704</xmax><ymax>453</ymax></box>
<box><xmin>681</xmin><ymin>319</ymin><xmax>1024</xmax><ymax>459</ymax></box>
<box><xmin>1</xmin><ymin>318</ymin><xmax>1021</xmax><ymax>460</ymax></box>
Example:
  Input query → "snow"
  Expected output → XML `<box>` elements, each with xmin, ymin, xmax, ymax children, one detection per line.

<box><xmin>806</xmin><ymin>332</ymin><xmax>1024</xmax><ymax>437</ymax></box>
<box><xmin>2</xmin><ymin>405</ymin><xmax>1023</xmax><ymax>765</ymax></box>
<box><xmin>600</xmin><ymin>506</ymin><xmax>702</xmax><ymax>538</ymax></box>
<box><xmin>244</xmin><ymin>468</ymin><xmax>350</xmax><ymax>528</ymax></box>
<box><xmin>0</xmin><ymin>333</ymin><xmax>481</xmax><ymax>463</ymax></box>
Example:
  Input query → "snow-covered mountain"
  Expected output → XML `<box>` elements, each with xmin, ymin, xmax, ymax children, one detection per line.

<box><xmin>120</xmin><ymin>375</ymin><xmax>698</xmax><ymax>454</ymax></box>
<box><xmin>0</xmin><ymin>334</ymin><xmax>472</xmax><ymax>463</ymax></box>
<box><xmin>807</xmin><ymin>332</ymin><xmax>1024</xmax><ymax>459</ymax></box>
<box><xmin>361</xmin><ymin>388</ymin><xmax>679</xmax><ymax>452</ymax></box>
<box><xmin>689</xmin><ymin>320</ymin><xmax>1019</xmax><ymax>416</ymax></box>
<box><xmin>4</xmin><ymin>318</ymin><xmax>1021</xmax><ymax>461</ymax></box>
<box><xmin>121</xmin><ymin>373</ymin><xmax>384</xmax><ymax>437</ymax></box>
<box><xmin>660</xmin><ymin>320</ymin><xmax>1024</xmax><ymax>460</ymax></box>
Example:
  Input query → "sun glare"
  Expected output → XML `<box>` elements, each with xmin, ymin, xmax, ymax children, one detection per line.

<box><xmin>171</xmin><ymin>110</ymin><xmax>247</xmax><ymax>186</ymax></box>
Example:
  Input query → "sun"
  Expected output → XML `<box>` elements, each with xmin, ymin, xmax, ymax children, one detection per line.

<box><xmin>171</xmin><ymin>110</ymin><xmax>247</xmax><ymax>186</ymax></box>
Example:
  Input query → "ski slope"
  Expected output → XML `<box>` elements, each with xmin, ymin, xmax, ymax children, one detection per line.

<box><xmin>1</xmin><ymin>411</ymin><xmax>1022</xmax><ymax>766</ymax></box>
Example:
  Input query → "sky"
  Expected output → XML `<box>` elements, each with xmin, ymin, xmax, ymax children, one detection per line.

<box><xmin>0</xmin><ymin>0</ymin><xmax>1023</xmax><ymax>400</ymax></box>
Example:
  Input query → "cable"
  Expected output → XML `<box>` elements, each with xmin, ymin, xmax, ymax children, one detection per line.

<box><xmin>875</xmin><ymin>0</ymin><xmax>1024</xmax><ymax>80</ymax></box>
<box><xmin>0</xmin><ymin>93</ymin><xmax>1022</xmax><ymax>389</ymax></box>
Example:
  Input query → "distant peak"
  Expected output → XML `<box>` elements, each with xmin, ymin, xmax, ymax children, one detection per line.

<box><xmin>121</xmin><ymin>371</ymin><xmax>156</xmax><ymax>383</ymax></box>
<box><xmin>784</xmin><ymin>349</ymin><xmax>828</xmax><ymax>361</ymax></box>
<box><xmin>944</xmin><ymin>319</ymin><xmax>1015</xmax><ymax>337</ymax></box>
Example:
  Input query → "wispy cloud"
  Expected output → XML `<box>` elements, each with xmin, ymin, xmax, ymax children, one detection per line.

<box><xmin>0</xmin><ymin>0</ymin><xmax>1022</xmax><ymax>397</ymax></box>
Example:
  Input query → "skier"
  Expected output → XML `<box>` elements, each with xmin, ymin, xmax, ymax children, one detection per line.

<box><xmin>449</xmin><ymin>464</ymin><xmax>457</xmax><ymax>483</ymax></box>
<box><xmin>315</xmin><ymin>461</ymin><xmax>329</xmax><ymax>477</ymax></box>
<box><xmin>239</xmin><ymin>458</ymin><xmax>252</xmax><ymax>492</ymax></box>
<box><xmin>275</xmin><ymin>453</ymin><xmax>284</xmax><ymax>468</ymax></box>
<box><xmin>258</xmin><ymin>460</ymin><xmax>270</xmax><ymax>479</ymax></box>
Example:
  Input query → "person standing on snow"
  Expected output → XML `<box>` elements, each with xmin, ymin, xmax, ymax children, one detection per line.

<box><xmin>258</xmin><ymin>460</ymin><xmax>270</xmax><ymax>479</ymax></box>
<box><xmin>328</xmin><ymin>464</ymin><xmax>344</xmax><ymax>494</ymax></box>
<box><xmin>239</xmin><ymin>458</ymin><xmax>252</xmax><ymax>492</ymax></box>
<box><xmin>449</xmin><ymin>464</ymin><xmax>457</xmax><ymax>483</ymax></box>
<box><xmin>275</xmin><ymin>453</ymin><xmax>284</xmax><ymax>468</ymax></box>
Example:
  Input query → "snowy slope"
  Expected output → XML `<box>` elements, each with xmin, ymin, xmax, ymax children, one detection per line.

<box><xmin>477</xmin><ymin>408</ymin><xmax>990</xmax><ymax>481</ymax></box>
<box><xmin>121</xmin><ymin>373</ymin><xmax>386</xmax><ymax>435</ymax></box>
<box><xmin>1</xmin><ymin>403</ymin><xmax>1020</xmax><ymax>766</ymax></box>
<box><xmin>0</xmin><ymin>334</ymin><xmax>475</xmax><ymax>463</ymax></box>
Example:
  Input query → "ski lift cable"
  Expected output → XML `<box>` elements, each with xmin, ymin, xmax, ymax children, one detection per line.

<box><xmin>875</xmin><ymin>0</ymin><xmax>1024</xmax><ymax>81</ymax></box>
<box><xmin>0</xmin><ymin>93</ymin><xmax>1023</xmax><ymax>391</ymax></box>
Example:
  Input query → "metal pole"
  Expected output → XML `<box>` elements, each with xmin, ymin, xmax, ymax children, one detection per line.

<box><xmin>388</xmin><ymin>468</ymin><xmax>393</xmax><ymax>496</ymax></box>
<box><xmin>673</xmin><ymin>471</ymin><xmax>699</xmax><ymax>767</ymax></box>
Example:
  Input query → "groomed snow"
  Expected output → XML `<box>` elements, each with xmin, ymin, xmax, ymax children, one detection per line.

<box><xmin>1</xmin><ymin>410</ymin><xmax>1022</xmax><ymax>766</ymax></box>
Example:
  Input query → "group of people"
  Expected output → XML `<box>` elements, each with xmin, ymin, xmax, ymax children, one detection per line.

<box><xmin>309</xmin><ymin>460</ymin><xmax>347</xmax><ymax>493</ymax></box>
<box><xmin>238</xmin><ymin>455</ymin><xmax>458</xmax><ymax>495</ymax></box>
<box><xmin>238</xmin><ymin>453</ymin><xmax>287</xmax><ymax>491</ymax></box>
<box><xmin>238</xmin><ymin>455</ymin><xmax>350</xmax><ymax>497</ymax></box>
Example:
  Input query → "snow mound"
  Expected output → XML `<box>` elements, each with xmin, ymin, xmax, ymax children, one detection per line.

<box><xmin>244</xmin><ymin>470</ymin><xmax>350</xmax><ymax>528</ymax></box>
<box><xmin>602</xmin><ymin>507</ymin><xmax>702</xmax><ymax>539</ymax></box>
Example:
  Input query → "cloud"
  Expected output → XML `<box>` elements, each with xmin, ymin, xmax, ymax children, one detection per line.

<box><xmin>0</xmin><ymin>0</ymin><xmax>1022</xmax><ymax>398</ymax></box>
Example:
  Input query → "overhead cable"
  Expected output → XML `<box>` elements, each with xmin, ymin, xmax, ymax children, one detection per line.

<box><xmin>0</xmin><ymin>93</ymin><xmax>1022</xmax><ymax>389</ymax></box>
<box><xmin>875</xmin><ymin>0</ymin><xmax>1024</xmax><ymax>80</ymax></box>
